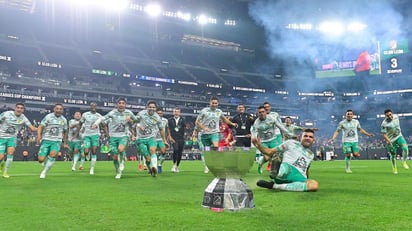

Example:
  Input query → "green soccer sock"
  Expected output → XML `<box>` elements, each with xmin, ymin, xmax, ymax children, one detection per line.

<box><xmin>390</xmin><ymin>155</ymin><xmax>397</xmax><ymax>168</ymax></box>
<box><xmin>113</xmin><ymin>159</ymin><xmax>119</xmax><ymax>170</ymax></box>
<box><xmin>345</xmin><ymin>157</ymin><xmax>350</xmax><ymax>169</ymax></box>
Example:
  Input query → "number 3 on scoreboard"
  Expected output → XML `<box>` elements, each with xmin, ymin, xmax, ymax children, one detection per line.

<box><xmin>390</xmin><ymin>58</ymin><xmax>398</xmax><ymax>69</ymax></box>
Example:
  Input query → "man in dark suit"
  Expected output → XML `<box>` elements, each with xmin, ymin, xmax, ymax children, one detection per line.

<box><xmin>167</xmin><ymin>108</ymin><xmax>185</xmax><ymax>173</ymax></box>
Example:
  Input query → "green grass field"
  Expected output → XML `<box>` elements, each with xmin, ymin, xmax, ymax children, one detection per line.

<box><xmin>1</xmin><ymin>160</ymin><xmax>411</xmax><ymax>231</ymax></box>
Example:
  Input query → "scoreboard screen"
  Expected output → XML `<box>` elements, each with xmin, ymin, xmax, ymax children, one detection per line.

<box><xmin>380</xmin><ymin>39</ymin><xmax>409</xmax><ymax>75</ymax></box>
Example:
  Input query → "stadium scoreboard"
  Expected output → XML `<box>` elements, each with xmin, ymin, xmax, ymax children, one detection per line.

<box><xmin>380</xmin><ymin>39</ymin><xmax>409</xmax><ymax>75</ymax></box>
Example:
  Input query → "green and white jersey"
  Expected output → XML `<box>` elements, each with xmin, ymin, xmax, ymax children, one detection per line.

<box><xmin>155</xmin><ymin>117</ymin><xmax>168</xmax><ymax>141</ymax></box>
<box><xmin>135</xmin><ymin>110</ymin><xmax>164</xmax><ymax>139</ymax></box>
<box><xmin>101</xmin><ymin>109</ymin><xmax>136</xmax><ymax>138</ymax></box>
<box><xmin>0</xmin><ymin>111</ymin><xmax>32</xmax><ymax>138</ymax></box>
<box><xmin>336</xmin><ymin>119</ymin><xmax>361</xmax><ymax>142</ymax></box>
<box><xmin>68</xmin><ymin>119</ymin><xmax>81</xmax><ymax>142</ymax></box>
<box><xmin>277</xmin><ymin>139</ymin><xmax>314</xmax><ymax>177</ymax></box>
<box><xmin>268</xmin><ymin>112</ymin><xmax>282</xmax><ymax>136</ymax></box>
<box><xmin>285</xmin><ymin>123</ymin><xmax>304</xmax><ymax>139</ymax></box>
<box><xmin>80</xmin><ymin>111</ymin><xmax>102</xmax><ymax>136</ymax></box>
<box><xmin>381</xmin><ymin>114</ymin><xmax>403</xmax><ymax>142</ymax></box>
<box><xmin>40</xmin><ymin>113</ymin><xmax>68</xmax><ymax>142</ymax></box>
<box><xmin>251</xmin><ymin>117</ymin><xmax>278</xmax><ymax>142</ymax></box>
<box><xmin>196</xmin><ymin>107</ymin><xmax>225</xmax><ymax>134</ymax></box>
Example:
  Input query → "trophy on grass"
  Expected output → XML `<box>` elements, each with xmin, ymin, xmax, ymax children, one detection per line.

<box><xmin>202</xmin><ymin>147</ymin><xmax>255</xmax><ymax>211</ymax></box>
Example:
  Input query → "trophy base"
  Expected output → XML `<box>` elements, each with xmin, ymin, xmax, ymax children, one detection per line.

<box><xmin>202</xmin><ymin>178</ymin><xmax>255</xmax><ymax>211</ymax></box>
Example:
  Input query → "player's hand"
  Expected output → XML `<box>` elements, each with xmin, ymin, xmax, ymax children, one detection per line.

<box><xmin>328</xmin><ymin>139</ymin><xmax>335</xmax><ymax>144</ymax></box>
<box><xmin>63</xmin><ymin>143</ymin><xmax>69</xmax><ymax>149</ymax></box>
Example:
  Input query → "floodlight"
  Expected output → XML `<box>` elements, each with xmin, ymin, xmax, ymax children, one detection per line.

<box><xmin>177</xmin><ymin>11</ymin><xmax>191</xmax><ymax>21</ymax></box>
<box><xmin>318</xmin><ymin>21</ymin><xmax>344</xmax><ymax>36</ymax></box>
<box><xmin>198</xmin><ymin>15</ymin><xmax>208</xmax><ymax>25</ymax></box>
<box><xmin>144</xmin><ymin>3</ymin><xmax>162</xmax><ymax>17</ymax></box>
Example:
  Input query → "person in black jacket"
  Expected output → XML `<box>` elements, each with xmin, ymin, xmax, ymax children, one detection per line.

<box><xmin>167</xmin><ymin>108</ymin><xmax>185</xmax><ymax>173</ymax></box>
<box><xmin>231</xmin><ymin>103</ymin><xmax>255</xmax><ymax>147</ymax></box>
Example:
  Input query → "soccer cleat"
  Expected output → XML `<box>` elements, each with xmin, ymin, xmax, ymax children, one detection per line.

<box><xmin>3</xmin><ymin>172</ymin><xmax>10</xmax><ymax>178</ymax></box>
<box><xmin>151</xmin><ymin>167</ymin><xmax>157</xmax><ymax>177</ymax></box>
<box><xmin>392</xmin><ymin>167</ymin><xmax>398</xmax><ymax>174</ymax></box>
<box><xmin>269</xmin><ymin>155</ymin><xmax>282</xmax><ymax>179</ymax></box>
<box><xmin>175</xmin><ymin>167</ymin><xmax>180</xmax><ymax>173</ymax></box>
<box><xmin>115</xmin><ymin>169</ymin><xmax>122</xmax><ymax>179</ymax></box>
<box><xmin>256</xmin><ymin>180</ymin><xmax>274</xmax><ymax>189</ymax></box>
<box><xmin>345</xmin><ymin>168</ymin><xmax>352</xmax><ymax>174</ymax></box>
<box><xmin>204</xmin><ymin>166</ymin><xmax>209</xmax><ymax>174</ymax></box>
<box><xmin>79</xmin><ymin>166</ymin><xmax>84</xmax><ymax>171</ymax></box>
<box><xmin>40</xmin><ymin>171</ymin><xmax>46</xmax><ymax>179</ymax></box>
<box><xmin>143</xmin><ymin>165</ymin><xmax>148</xmax><ymax>170</ymax></box>
<box><xmin>402</xmin><ymin>161</ymin><xmax>409</xmax><ymax>170</ymax></box>
<box><xmin>171</xmin><ymin>165</ymin><xmax>176</xmax><ymax>173</ymax></box>
<box><xmin>89</xmin><ymin>167</ymin><xmax>94</xmax><ymax>175</ymax></box>
<box><xmin>157</xmin><ymin>166</ymin><xmax>162</xmax><ymax>174</ymax></box>
<box><xmin>138</xmin><ymin>163</ymin><xmax>143</xmax><ymax>171</ymax></box>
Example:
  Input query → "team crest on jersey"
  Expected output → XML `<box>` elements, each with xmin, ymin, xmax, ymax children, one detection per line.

<box><xmin>17</xmin><ymin>119</ymin><xmax>23</xmax><ymax>123</ymax></box>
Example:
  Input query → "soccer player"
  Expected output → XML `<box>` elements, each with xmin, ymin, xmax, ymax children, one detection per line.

<box><xmin>284</xmin><ymin>116</ymin><xmax>318</xmax><ymax>140</ymax></box>
<box><xmin>154</xmin><ymin>107</ymin><xmax>168</xmax><ymax>174</ymax></box>
<box><xmin>262</xmin><ymin>102</ymin><xmax>291</xmax><ymax>171</ymax></box>
<box><xmin>80</xmin><ymin>102</ymin><xmax>103</xmax><ymax>175</ymax></box>
<box><xmin>254</xmin><ymin>129</ymin><xmax>319</xmax><ymax>192</ymax></box>
<box><xmin>330</xmin><ymin>109</ymin><xmax>374</xmax><ymax>173</ymax></box>
<box><xmin>381</xmin><ymin>109</ymin><xmax>409</xmax><ymax>174</ymax></box>
<box><xmin>132</xmin><ymin>100</ymin><xmax>168</xmax><ymax>177</ymax></box>
<box><xmin>37</xmin><ymin>103</ymin><xmax>68</xmax><ymax>179</ymax></box>
<box><xmin>68</xmin><ymin>111</ymin><xmax>82</xmax><ymax>172</ymax></box>
<box><xmin>195</xmin><ymin>96</ymin><xmax>237</xmax><ymax>149</ymax></box>
<box><xmin>0</xmin><ymin>103</ymin><xmax>37</xmax><ymax>178</ymax></box>
<box><xmin>92</xmin><ymin>98</ymin><xmax>136</xmax><ymax>179</ymax></box>
<box><xmin>252</xmin><ymin>105</ymin><xmax>294</xmax><ymax>174</ymax></box>
<box><xmin>218</xmin><ymin>118</ymin><xmax>234</xmax><ymax>147</ymax></box>
<box><xmin>168</xmin><ymin>107</ymin><xmax>186</xmax><ymax>173</ymax></box>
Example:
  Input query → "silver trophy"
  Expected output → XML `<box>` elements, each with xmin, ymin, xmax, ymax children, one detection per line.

<box><xmin>202</xmin><ymin>147</ymin><xmax>255</xmax><ymax>211</ymax></box>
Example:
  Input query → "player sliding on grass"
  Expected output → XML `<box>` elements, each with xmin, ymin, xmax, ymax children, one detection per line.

<box><xmin>381</xmin><ymin>109</ymin><xmax>409</xmax><ymax>174</ymax></box>
<box><xmin>330</xmin><ymin>109</ymin><xmax>374</xmax><ymax>173</ymax></box>
<box><xmin>253</xmin><ymin>128</ymin><xmax>319</xmax><ymax>192</ymax></box>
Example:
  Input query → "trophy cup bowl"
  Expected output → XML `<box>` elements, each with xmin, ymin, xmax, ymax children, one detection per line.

<box><xmin>201</xmin><ymin>147</ymin><xmax>256</xmax><ymax>211</ymax></box>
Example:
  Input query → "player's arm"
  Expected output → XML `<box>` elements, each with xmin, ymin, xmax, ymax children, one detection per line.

<box><xmin>273</xmin><ymin>117</ymin><xmax>294</xmax><ymax>138</ymax></box>
<box><xmin>330</xmin><ymin>129</ymin><xmax>340</xmax><ymax>143</ymax></box>
<box><xmin>195</xmin><ymin>114</ymin><xmax>207</xmax><ymax>132</ymax></box>
<box><xmin>222</xmin><ymin>115</ymin><xmax>237</xmax><ymax>128</ymax></box>
<box><xmin>359</xmin><ymin>128</ymin><xmax>374</xmax><ymax>137</ymax></box>
<box><xmin>36</xmin><ymin>125</ymin><xmax>43</xmax><ymax>145</ymax></box>
<box><xmin>159</xmin><ymin>128</ymin><xmax>169</xmax><ymax>147</ymax></box>
<box><xmin>382</xmin><ymin>133</ymin><xmax>392</xmax><ymax>145</ymax></box>
<box><xmin>62</xmin><ymin>129</ymin><xmax>69</xmax><ymax>148</ymax></box>
<box><xmin>252</xmin><ymin>137</ymin><xmax>279</xmax><ymax>157</ymax></box>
